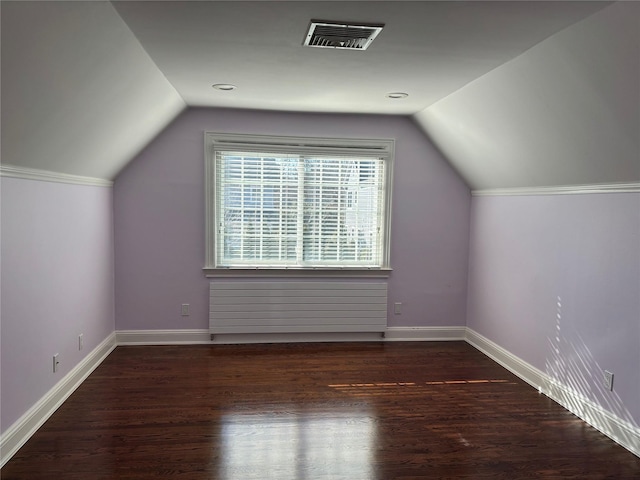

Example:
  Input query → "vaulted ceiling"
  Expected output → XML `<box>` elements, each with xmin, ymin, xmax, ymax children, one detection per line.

<box><xmin>2</xmin><ymin>1</ymin><xmax>638</xmax><ymax>189</ymax></box>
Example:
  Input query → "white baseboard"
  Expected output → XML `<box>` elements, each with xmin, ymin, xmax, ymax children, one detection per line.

<box><xmin>4</xmin><ymin>327</ymin><xmax>638</xmax><ymax>468</ymax></box>
<box><xmin>116</xmin><ymin>327</ymin><xmax>467</xmax><ymax>345</ymax></box>
<box><xmin>385</xmin><ymin>326</ymin><xmax>466</xmax><ymax>341</ymax></box>
<box><xmin>116</xmin><ymin>329</ymin><xmax>212</xmax><ymax>345</ymax></box>
<box><xmin>543</xmin><ymin>380</ymin><xmax>640</xmax><ymax>458</ymax></box>
<box><xmin>214</xmin><ymin>332</ymin><xmax>387</xmax><ymax>344</ymax></box>
<box><xmin>466</xmin><ymin>328</ymin><xmax>640</xmax><ymax>458</ymax></box>
<box><xmin>0</xmin><ymin>332</ymin><xmax>117</xmax><ymax>468</ymax></box>
<box><xmin>118</xmin><ymin>329</ymin><xmax>386</xmax><ymax>345</ymax></box>
<box><xmin>465</xmin><ymin>328</ymin><xmax>547</xmax><ymax>389</ymax></box>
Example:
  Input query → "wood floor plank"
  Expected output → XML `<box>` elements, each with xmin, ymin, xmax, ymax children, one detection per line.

<box><xmin>2</xmin><ymin>342</ymin><xmax>639</xmax><ymax>479</ymax></box>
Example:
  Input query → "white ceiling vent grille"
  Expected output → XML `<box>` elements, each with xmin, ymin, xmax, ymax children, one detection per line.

<box><xmin>303</xmin><ymin>21</ymin><xmax>384</xmax><ymax>50</ymax></box>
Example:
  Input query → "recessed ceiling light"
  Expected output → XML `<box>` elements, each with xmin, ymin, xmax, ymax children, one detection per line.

<box><xmin>212</xmin><ymin>83</ymin><xmax>237</xmax><ymax>91</ymax></box>
<box><xmin>386</xmin><ymin>92</ymin><xmax>408</xmax><ymax>99</ymax></box>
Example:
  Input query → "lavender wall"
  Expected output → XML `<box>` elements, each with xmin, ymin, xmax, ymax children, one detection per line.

<box><xmin>467</xmin><ymin>193</ymin><xmax>640</xmax><ymax>425</ymax></box>
<box><xmin>1</xmin><ymin>177</ymin><xmax>115</xmax><ymax>432</ymax></box>
<box><xmin>114</xmin><ymin>108</ymin><xmax>471</xmax><ymax>331</ymax></box>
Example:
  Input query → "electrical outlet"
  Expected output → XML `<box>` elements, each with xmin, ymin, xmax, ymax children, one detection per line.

<box><xmin>53</xmin><ymin>354</ymin><xmax>60</xmax><ymax>373</ymax></box>
<box><xmin>79</xmin><ymin>333</ymin><xmax>83</xmax><ymax>351</ymax></box>
<box><xmin>181</xmin><ymin>304</ymin><xmax>190</xmax><ymax>316</ymax></box>
<box><xmin>604</xmin><ymin>370</ymin><xmax>614</xmax><ymax>391</ymax></box>
<box><xmin>394</xmin><ymin>302</ymin><xmax>402</xmax><ymax>315</ymax></box>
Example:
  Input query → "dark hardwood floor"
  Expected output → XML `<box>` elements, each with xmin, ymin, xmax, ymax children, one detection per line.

<box><xmin>2</xmin><ymin>342</ymin><xmax>639</xmax><ymax>479</ymax></box>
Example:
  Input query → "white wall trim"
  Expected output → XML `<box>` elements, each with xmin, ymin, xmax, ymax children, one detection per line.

<box><xmin>116</xmin><ymin>328</ymin><xmax>468</xmax><ymax>345</ymax></box>
<box><xmin>385</xmin><ymin>326</ymin><xmax>466</xmax><ymax>341</ymax></box>
<box><xmin>205</xmin><ymin>132</ymin><xmax>394</xmax><ymax>271</ymax></box>
<box><xmin>117</xmin><ymin>329</ymin><xmax>389</xmax><ymax>345</ymax></box>
<box><xmin>0</xmin><ymin>332</ymin><xmax>117</xmax><ymax>468</ymax></box>
<box><xmin>4</xmin><ymin>328</ymin><xmax>638</xmax><ymax>466</ymax></box>
<box><xmin>543</xmin><ymin>379</ymin><xmax>640</xmax><ymax>458</ymax></box>
<box><xmin>465</xmin><ymin>328</ymin><xmax>547</xmax><ymax>388</ymax></box>
<box><xmin>472</xmin><ymin>182</ymin><xmax>640</xmax><ymax>197</ymax></box>
<box><xmin>204</xmin><ymin>268</ymin><xmax>392</xmax><ymax>279</ymax></box>
<box><xmin>466</xmin><ymin>328</ymin><xmax>640</xmax><ymax>458</ymax></box>
<box><xmin>0</xmin><ymin>164</ymin><xmax>113</xmax><ymax>187</ymax></box>
<box><xmin>116</xmin><ymin>329</ymin><xmax>212</xmax><ymax>345</ymax></box>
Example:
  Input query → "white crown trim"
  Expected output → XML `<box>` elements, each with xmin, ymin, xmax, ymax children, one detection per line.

<box><xmin>0</xmin><ymin>164</ymin><xmax>113</xmax><ymax>187</ymax></box>
<box><xmin>472</xmin><ymin>182</ymin><xmax>640</xmax><ymax>197</ymax></box>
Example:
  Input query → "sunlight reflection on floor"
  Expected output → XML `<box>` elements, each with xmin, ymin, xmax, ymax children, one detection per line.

<box><xmin>219</xmin><ymin>410</ymin><xmax>376</xmax><ymax>480</ymax></box>
<box><xmin>328</xmin><ymin>379</ymin><xmax>513</xmax><ymax>397</ymax></box>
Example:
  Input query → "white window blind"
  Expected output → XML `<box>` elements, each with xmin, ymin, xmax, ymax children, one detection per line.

<box><xmin>205</xmin><ymin>134</ymin><xmax>393</xmax><ymax>271</ymax></box>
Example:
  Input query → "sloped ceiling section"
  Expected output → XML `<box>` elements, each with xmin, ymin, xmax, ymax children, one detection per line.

<box><xmin>112</xmin><ymin>0</ymin><xmax>604</xmax><ymax>115</ymax></box>
<box><xmin>1</xmin><ymin>1</ymin><xmax>626</xmax><ymax>187</ymax></box>
<box><xmin>1</xmin><ymin>1</ymin><xmax>185</xmax><ymax>180</ymax></box>
<box><xmin>414</xmin><ymin>2</ymin><xmax>640</xmax><ymax>191</ymax></box>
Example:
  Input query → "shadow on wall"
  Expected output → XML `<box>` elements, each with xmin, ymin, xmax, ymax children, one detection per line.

<box><xmin>543</xmin><ymin>296</ymin><xmax>639</xmax><ymax>452</ymax></box>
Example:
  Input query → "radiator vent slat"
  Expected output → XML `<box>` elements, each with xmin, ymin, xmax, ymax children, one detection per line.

<box><xmin>210</xmin><ymin>281</ymin><xmax>387</xmax><ymax>334</ymax></box>
<box><xmin>303</xmin><ymin>21</ymin><xmax>384</xmax><ymax>50</ymax></box>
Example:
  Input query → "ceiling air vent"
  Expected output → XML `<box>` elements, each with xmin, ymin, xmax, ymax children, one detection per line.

<box><xmin>303</xmin><ymin>21</ymin><xmax>384</xmax><ymax>50</ymax></box>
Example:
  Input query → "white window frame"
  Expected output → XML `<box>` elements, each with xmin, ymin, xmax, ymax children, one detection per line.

<box><xmin>204</xmin><ymin>133</ymin><xmax>394</xmax><ymax>277</ymax></box>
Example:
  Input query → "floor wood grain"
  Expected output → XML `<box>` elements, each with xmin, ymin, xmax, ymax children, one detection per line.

<box><xmin>3</xmin><ymin>342</ymin><xmax>639</xmax><ymax>479</ymax></box>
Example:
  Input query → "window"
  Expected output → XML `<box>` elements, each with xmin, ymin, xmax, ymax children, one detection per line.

<box><xmin>205</xmin><ymin>133</ymin><xmax>393</xmax><ymax>273</ymax></box>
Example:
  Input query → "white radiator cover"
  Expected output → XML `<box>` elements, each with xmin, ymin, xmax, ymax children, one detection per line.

<box><xmin>209</xmin><ymin>281</ymin><xmax>387</xmax><ymax>334</ymax></box>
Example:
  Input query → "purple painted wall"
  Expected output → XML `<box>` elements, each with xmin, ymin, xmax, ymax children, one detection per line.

<box><xmin>467</xmin><ymin>193</ymin><xmax>640</xmax><ymax>425</ymax></box>
<box><xmin>114</xmin><ymin>108</ymin><xmax>471</xmax><ymax>331</ymax></box>
<box><xmin>1</xmin><ymin>177</ymin><xmax>115</xmax><ymax>432</ymax></box>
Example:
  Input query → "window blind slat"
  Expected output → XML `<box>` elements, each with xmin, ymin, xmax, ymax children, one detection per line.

<box><xmin>211</xmin><ymin>139</ymin><xmax>390</xmax><ymax>269</ymax></box>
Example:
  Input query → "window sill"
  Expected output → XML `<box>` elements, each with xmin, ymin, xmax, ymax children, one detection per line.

<box><xmin>203</xmin><ymin>267</ymin><xmax>392</xmax><ymax>279</ymax></box>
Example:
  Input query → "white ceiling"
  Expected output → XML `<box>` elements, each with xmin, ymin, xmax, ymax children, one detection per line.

<box><xmin>112</xmin><ymin>1</ymin><xmax>606</xmax><ymax>115</ymax></box>
<box><xmin>3</xmin><ymin>1</ymin><xmax>637</xmax><ymax>189</ymax></box>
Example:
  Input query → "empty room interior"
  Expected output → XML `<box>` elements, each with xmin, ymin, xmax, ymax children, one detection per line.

<box><xmin>1</xmin><ymin>1</ymin><xmax>639</xmax><ymax>478</ymax></box>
